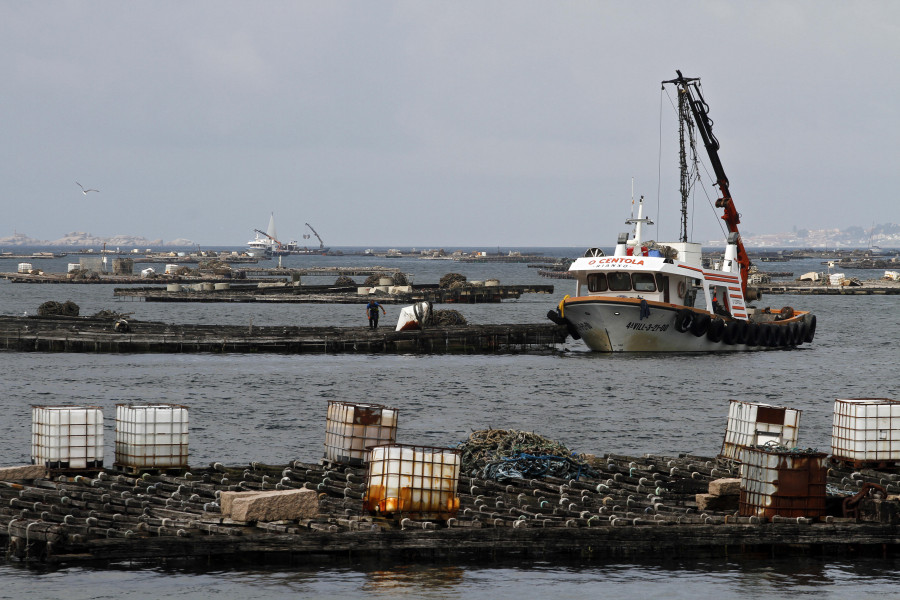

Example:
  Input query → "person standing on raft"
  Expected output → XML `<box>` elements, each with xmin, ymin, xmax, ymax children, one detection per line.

<box><xmin>366</xmin><ymin>300</ymin><xmax>386</xmax><ymax>329</ymax></box>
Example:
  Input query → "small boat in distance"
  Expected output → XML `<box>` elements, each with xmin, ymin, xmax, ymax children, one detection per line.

<box><xmin>246</xmin><ymin>214</ymin><xmax>330</xmax><ymax>257</ymax></box>
<box><xmin>548</xmin><ymin>71</ymin><xmax>816</xmax><ymax>352</ymax></box>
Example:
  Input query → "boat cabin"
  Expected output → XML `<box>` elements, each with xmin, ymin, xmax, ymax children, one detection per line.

<box><xmin>569</xmin><ymin>233</ymin><xmax>747</xmax><ymax>319</ymax></box>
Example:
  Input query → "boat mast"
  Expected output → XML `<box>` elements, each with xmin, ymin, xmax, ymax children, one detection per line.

<box><xmin>677</xmin><ymin>89</ymin><xmax>694</xmax><ymax>243</ymax></box>
<box><xmin>663</xmin><ymin>70</ymin><xmax>752</xmax><ymax>300</ymax></box>
<box><xmin>625</xmin><ymin>196</ymin><xmax>653</xmax><ymax>249</ymax></box>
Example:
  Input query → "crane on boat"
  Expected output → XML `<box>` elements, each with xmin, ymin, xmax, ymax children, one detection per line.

<box><xmin>305</xmin><ymin>223</ymin><xmax>326</xmax><ymax>251</ymax></box>
<box><xmin>252</xmin><ymin>228</ymin><xmax>285</xmax><ymax>253</ymax></box>
<box><xmin>663</xmin><ymin>70</ymin><xmax>753</xmax><ymax>301</ymax></box>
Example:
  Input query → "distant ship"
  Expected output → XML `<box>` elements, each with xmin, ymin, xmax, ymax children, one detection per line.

<box><xmin>247</xmin><ymin>214</ymin><xmax>330</xmax><ymax>257</ymax></box>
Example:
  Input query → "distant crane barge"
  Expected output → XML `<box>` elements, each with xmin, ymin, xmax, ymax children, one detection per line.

<box><xmin>246</xmin><ymin>214</ymin><xmax>330</xmax><ymax>256</ymax></box>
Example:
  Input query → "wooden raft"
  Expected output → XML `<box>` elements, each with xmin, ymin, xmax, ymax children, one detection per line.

<box><xmin>0</xmin><ymin>316</ymin><xmax>569</xmax><ymax>354</ymax></box>
<box><xmin>3</xmin><ymin>454</ymin><xmax>900</xmax><ymax>565</ymax></box>
<box><xmin>112</xmin><ymin>284</ymin><xmax>555</xmax><ymax>304</ymax></box>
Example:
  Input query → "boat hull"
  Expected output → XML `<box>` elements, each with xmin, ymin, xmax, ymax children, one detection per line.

<box><xmin>562</xmin><ymin>297</ymin><xmax>812</xmax><ymax>352</ymax></box>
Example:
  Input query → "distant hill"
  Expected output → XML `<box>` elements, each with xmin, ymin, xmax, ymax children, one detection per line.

<box><xmin>708</xmin><ymin>223</ymin><xmax>900</xmax><ymax>248</ymax></box>
<box><xmin>0</xmin><ymin>231</ymin><xmax>194</xmax><ymax>248</ymax></box>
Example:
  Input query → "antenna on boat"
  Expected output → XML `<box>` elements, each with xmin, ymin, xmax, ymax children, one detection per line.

<box><xmin>630</xmin><ymin>177</ymin><xmax>635</xmax><ymax>220</ymax></box>
<box><xmin>625</xmin><ymin>195</ymin><xmax>654</xmax><ymax>247</ymax></box>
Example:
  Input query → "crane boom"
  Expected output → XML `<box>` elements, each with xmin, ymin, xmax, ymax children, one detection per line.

<box><xmin>253</xmin><ymin>228</ymin><xmax>284</xmax><ymax>251</ymax></box>
<box><xmin>305</xmin><ymin>223</ymin><xmax>325</xmax><ymax>249</ymax></box>
<box><xmin>663</xmin><ymin>70</ymin><xmax>752</xmax><ymax>301</ymax></box>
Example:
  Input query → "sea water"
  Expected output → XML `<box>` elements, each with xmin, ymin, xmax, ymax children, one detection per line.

<box><xmin>1</xmin><ymin>248</ymin><xmax>898</xmax><ymax>597</ymax></box>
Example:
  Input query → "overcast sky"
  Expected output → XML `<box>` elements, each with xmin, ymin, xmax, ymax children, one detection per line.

<box><xmin>1</xmin><ymin>1</ymin><xmax>897</xmax><ymax>247</ymax></box>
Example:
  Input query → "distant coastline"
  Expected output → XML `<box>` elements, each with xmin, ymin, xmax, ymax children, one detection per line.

<box><xmin>2</xmin><ymin>222</ymin><xmax>898</xmax><ymax>250</ymax></box>
<box><xmin>0</xmin><ymin>231</ymin><xmax>194</xmax><ymax>248</ymax></box>
<box><xmin>706</xmin><ymin>223</ymin><xmax>900</xmax><ymax>248</ymax></box>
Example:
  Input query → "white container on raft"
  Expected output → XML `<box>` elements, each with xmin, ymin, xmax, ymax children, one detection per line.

<box><xmin>115</xmin><ymin>403</ymin><xmax>189</xmax><ymax>469</ymax></box>
<box><xmin>720</xmin><ymin>400</ymin><xmax>800</xmax><ymax>461</ymax></box>
<box><xmin>364</xmin><ymin>444</ymin><xmax>460</xmax><ymax>519</ymax></box>
<box><xmin>324</xmin><ymin>401</ymin><xmax>398</xmax><ymax>466</ymax></box>
<box><xmin>32</xmin><ymin>406</ymin><xmax>104</xmax><ymax>469</ymax></box>
<box><xmin>831</xmin><ymin>398</ymin><xmax>900</xmax><ymax>463</ymax></box>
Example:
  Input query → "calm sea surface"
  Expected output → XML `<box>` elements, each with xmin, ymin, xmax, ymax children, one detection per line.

<box><xmin>1</xmin><ymin>247</ymin><xmax>898</xmax><ymax>597</ymax></box>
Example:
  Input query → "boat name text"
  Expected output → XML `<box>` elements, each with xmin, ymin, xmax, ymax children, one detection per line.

<box><xmin>587</xmin><ymin>258</ymin><xmax>645</xmax><ymax>266</ymax></box>
<box><xmin>625</xmin><ymin>322</ymin><xmax>670</xmax><ymax>332</ymax></box>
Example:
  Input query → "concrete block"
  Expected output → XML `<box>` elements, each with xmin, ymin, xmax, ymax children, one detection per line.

<box><xmin>696</xmin><ymin>493</ymin><xmax>739</xmax><ymax>512</ymax></box>
<box><xmin>708</xmin><ymin>478</ymin><xmax>742</xmax><ymax>497</ymax></box>
<box><xmin>221</xmin><ymin>489</ymin><xmax>319</xmax><ymax>522</ymax></box>
<box><xmin>0</xmin><ymin>465</ymin><xmax>47</xmax><ymax>481</ymax></box>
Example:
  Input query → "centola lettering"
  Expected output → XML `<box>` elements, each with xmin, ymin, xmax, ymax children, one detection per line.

<box><xmin>587</xmin><ymin>258</ymin><xmax>645</xmax><ymax>266</ymax></box>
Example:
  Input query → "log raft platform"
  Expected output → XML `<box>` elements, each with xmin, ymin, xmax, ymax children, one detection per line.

<box><xmin>0</xmin><ymin>267</ymin><xmax>404</xmax><ymax>284</ymax></box>
<box><xmin>0</xmin><ymin>273</ymin><xmax>277</xmax><ymax>285</ymax></box>
<box><xmin>112</xmin><ymin>284</ymin><xmax>555</xmax><ymax>304</ymax></box>
<box><xmin>757</xmin><ymin>281</ymin><xmax>900</xmax><ymax>295</ymax></box>
<box><xmin>0</xmin><ymin>315</ymin><xmax>568</xmax><ymax>354</ymax></box>
<box><xmin>3</xmin><ymin>454</ymin><xmax>900</xmax><ymax>566</ymax></box>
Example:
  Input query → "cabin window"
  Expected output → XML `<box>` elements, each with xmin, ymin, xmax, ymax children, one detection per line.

<box><xmin>632</xmin><ymin>273</ymin><xmax>656</xmax><ymax>292</ymax></box>
<box><xmin>607</xmin><ymin>271</ymin><xmax>632</xmax><ymax>291</ymax></box>
<box><xmin>656</xmin><ymin>274</ymin><xmax>670</xmax><ymax>303</ymax></box>
<box><xmin>587</xmin><ymin>273</ymin><xmax>608</xmax><ymax>292</ymax></box>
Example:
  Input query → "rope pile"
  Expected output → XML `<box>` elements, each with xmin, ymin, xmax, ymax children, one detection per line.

<box><xmin>751</xmin><ymin>441</ymin><xmax>822</xmax><ymax>455</ymax></box>
<box><xmin>643</xmin><ymin>240</ymin><xmax>679</xmax><ymax>260</ymax></box>
<box><xmin>458</xmin><ymin>429</ymin><xmax>597</xmax><ymax>481</ymax></box>
<box><xmin>37</xmin><ymin>300</ymin><xmax>80</xmax><ymax>317</ymax></box>
<box><xmin>431</xmin><ymin>309</ymin><xmax>467</xmax><ymax>326</ymax></box>
<box><xmin>67</xmin><ymin>270</ymin><xmax>100</xmax><ymax>281</ymax></box>
<box><xmin>90</xmin><ymin>309</ymin><xmax>134</xmax><ymax>321</ymax></box>
<box><xmin>198</xmin><ymin>260</ymin><xmax>231</xmax><ymax>271</ymax></box>
<box><xmin>334</xmin><ymin>275</ymin><xmax>356</xmax><ymax>286</ymax></box>
<box><xmin>439</xmin><ymin>273</ymin><xmax>467</xmax><ymax>288</ymax></box>
<box><xmin>392</xmin><ymin>272</ymin><xmax>409</xmax><ymax>286</ymax></box>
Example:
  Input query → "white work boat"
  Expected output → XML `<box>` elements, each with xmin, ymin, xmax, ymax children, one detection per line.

<box><xmin>549</xmin><ymin>71</ymin><xmax>816</xmax><ymax>352</ymax></box>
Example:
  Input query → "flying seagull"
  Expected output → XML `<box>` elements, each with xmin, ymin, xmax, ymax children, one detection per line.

<box><xmin>76</xmin><ymin>182</ymin><xmax>99</xmax><ymax>194</ymax></box>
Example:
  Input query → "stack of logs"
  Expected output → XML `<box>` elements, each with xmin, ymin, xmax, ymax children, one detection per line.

<box><xmin>3</xmin><ymin>453</ymin><xmax>900</xmax><ymax>564</ymax></box>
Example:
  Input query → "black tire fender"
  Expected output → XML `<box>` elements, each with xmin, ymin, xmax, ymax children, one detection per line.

<box><xmin>723</xmin><ymin>319</ymin><xmax>744</xmax><ymax>345</ymax></box>
<box><xmin>804</xmin><ymin>315</ymin><xmax>817</xmax><ymax>343</ymax></box>
<box><xmin>706</xmin><ymin>318</ymin><xmax>725</xmax><ymax>343</ymax></box>
<box><xmin>745</xmin><ymin>322</ymin><xmax>760</xmax><ymax>346</ymax></box>
<box><xmin>773</xmin><ymin>324</ymin><xmax>789</xmax><ymax>346</ymax></box>
<box><xmin>674</xmin><ymin>308</ymin><xmax>694</xmax><ymax>333</ymax></box>
<box><xmin>690</xmin><ymin>313</ymin><xmax>710</xmax><ymax>337</ymax></box>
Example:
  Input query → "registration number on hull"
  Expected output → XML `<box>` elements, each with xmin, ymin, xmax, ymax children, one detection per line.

<box><xmin>625</xmin><ymin>322</ymin><xmax>669</xmax><ymax>332</ymax></box>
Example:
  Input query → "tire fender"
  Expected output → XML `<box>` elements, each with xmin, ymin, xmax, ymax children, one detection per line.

<box><xmin>690</xmin><ymin>313</ymin><xmax>710</xmax><ymax>337</ymax></box>
<box><xmin>674</xmin><ymin>308</ymin><xmax>694</xmax><ymax>333</ymax></box>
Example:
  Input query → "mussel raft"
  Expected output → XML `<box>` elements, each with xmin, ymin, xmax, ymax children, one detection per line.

<box><xmin>4</xmin><ymin>453</ymin><xmax>900</xmax><ymax>566</ymax></box>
